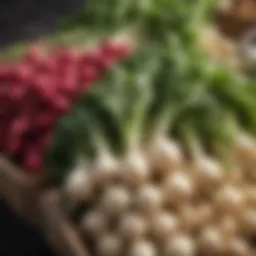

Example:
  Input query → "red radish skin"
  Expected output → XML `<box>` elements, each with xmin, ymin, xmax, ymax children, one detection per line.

<box><xmin>0</xmin><ymin>40</ymin><xmax>134</xmax><ymax>174</ymax></box>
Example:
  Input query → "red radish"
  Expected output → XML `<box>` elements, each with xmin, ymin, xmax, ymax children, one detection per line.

<box><xmin>97</xmin><ymin>56</ymin><xmax>115</xmax><ymax>72</ymax></box>
<box><xmin>37</xmin><ymin>57</ymin><xmax>57</xmax><ymax>74</ymax></box>
<box><xmin>9</xmin><ymin>116</ymin><xmax>29</xmax><ymax>135</ymax></box>
<box><xmin>53</xmin><ymin>96</ymin><xmax>71</xmax><ymax>114</ymax></box>
<box><xmin>6</xmin><ymin>134</ymin><xmax>23</xmax><ymax>154</ymax></box>
<box><xmin>0</xmin><ymin>40</ymin><xmax>134</xmax><ymax>174</ymax></box>
<box><xmin>79</xmin><ymin>65</ymin><xmax>99</xmax><ymax>86</ymax></box>
<box><xmin>57</xmin><ymin>49</ymin><xmax>79</xmax><ymax>66</ymax></box>
<box><xmin>10</xmin><ymin>83</ymin><xmax>27</xmax><ymax>101</ymax></box>
<box><xmin>102</xmin><ymin>41</ymin><xmax>133</xmax><ymax>59</ymax></box>
<box><xmin>80</xmin><ymin>52</ymin><xmax>102</xmax><ymax>66</ymax></box>
<box><xmin>33</xmin><ymin>112</ymin><xmax>55</xmax><ymax>130</ymax></box>
<box><xmin>33</xmin><ymin>75</ymin><xmax>57</xmax><ymax>103</ymax></box>
<box><xmin>25</xmin><ymin>46</ymin><xmax>46</xmax><ymax>65</ymax></box>
<box><xmin>23</xmin><ymin>145</ymin><xmax>44</xmax><ymax>172</ymax></box>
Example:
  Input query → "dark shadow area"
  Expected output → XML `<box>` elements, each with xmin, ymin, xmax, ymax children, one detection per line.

<box><xmin>0</xmin><ymin>201</ymin><xmax>55</xmax><ymax>255</ymax></box>
<box><xmin>0</xmin><ymin>0</ymin><xmax>86</xmax><ymax>47</ymax></box>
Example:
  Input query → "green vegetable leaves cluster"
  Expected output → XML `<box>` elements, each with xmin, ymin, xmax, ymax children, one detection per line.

<box><xmin>47</xmin><ymin>0</ymin><xmax>256</xmax><ymax>183</ymax></box>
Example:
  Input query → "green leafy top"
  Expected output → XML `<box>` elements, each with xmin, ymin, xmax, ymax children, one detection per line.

<box><xmin>46</xmin><ymin>1</ymin><xmax>256</xmax><ymax>184</ymax></box>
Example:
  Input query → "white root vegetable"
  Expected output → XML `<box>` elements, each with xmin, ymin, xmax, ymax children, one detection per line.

<box><xmin>245</xmin><ymin>186</ymin><xmax>256</xmax><ymax>206</ymax></box>
<box><xmin>240</xmin><ymin>208</ymin><xmax>256</xmax><ymax>236</ymax></box>
<box><xmin>136</xmin><ymin>185</ymin><xmax>163</xmax><ymax>214</ymax></box>
<box><xmin>193</xmin><ymin>156</ymin><xmax>224</xmax><ymax>191</ymax></box>
<box><xmin>81</xmin><ymin>210</ymin><xmax>107</xmax><ymax>237</ymax></box>
<box><xmin>118</xmin><ymin>213</ymin><xmax>148</xmax><ymax>240</ymax></box>
<box><xmin>179</xmin><ymin>204</ymin><xmax>212</xmax><ymax>232</ymax></box>
<box><xmin>227</xmin><ymin>237</ymin><xmax>251</xmax><ymax>256</ymax></box>
<box><xmin>234</xmin><ymin>133</ymin><xmax>256</xmax><ymax>177</ymax></box>
<box><xmin>164</xmin><ymin>234</ymin><xmax>196</xmax><ymax>256</ymax></box>
<box><xmin>163</xmin><ymin>171</ymin><xmax>195</xmax><ymax>206</ymax></box>
<box><xmin>150</xmin><ymin>211</ymin><xmax>179</xmax><ymax>240</ymax></box>
<box><xmin>96</xmin><ymin>233</ymin><xmax>123</xmax><ymax>256</ymax></box>
<box><xmin>129</xmin><ymin>240</ymin><xmax>157</xmax><ymax>256</ymax></box>
<box><xmin>214</xmin><ymin>185</ymin><xmax>245</xmax><ymax>214</ymax></box>
<box><xmin>219</xmin><ymin>215</ymin><xmax>239</xmax><ymax>237</ymax></box>
<box><xmin>122</xmin><ymin>151</ymin><xmax>150</xmax><ymax>186</ymax></box>
<box><xmin>92</xmin><ymin>152</ymin><xmax>120</xmax><ymax>186</ymax></box>
<box><xmin>64</xmin><ymin>164</ymin><xmax>93</xmax><ymax>202</ymax></box>
<box><xmin>149</xmin><ymin>136</ymin><xmax>182</xmax><ymax>173</ymax></box>
<box><xmin>100</xmin><ymin>186</ymin><xmax>131</xmax><ymax>216</ymax></box>
<box><xmin>197</xmin><ymin>226</ymin><xmax>227</xmax><ymax>255</ymax></box>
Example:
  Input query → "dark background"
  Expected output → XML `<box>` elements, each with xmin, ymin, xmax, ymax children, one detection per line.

<box><xmin>0</xmin><ymin>0</ymin><xmax>85</xmax><ymax>47</ymax></box>
<box><xmin>0</xmin><ymin>202</ymin><xmax>55</xmax><ymax>255</ymax></box>
<box><xmin>0</xmin><ymin>0</ymin><xmax>87</xmax><ymax>254</ymax></box>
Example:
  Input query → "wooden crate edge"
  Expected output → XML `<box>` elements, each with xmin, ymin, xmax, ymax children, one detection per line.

<box><xmin>0</xmin><ymin>156</ymin><xmax>45</xmax><ymax>224</ymax></box>
<box><xmin>39</xmin><ymin>190</ymin><xmax>89</xmax><ymax>256</ymax></box>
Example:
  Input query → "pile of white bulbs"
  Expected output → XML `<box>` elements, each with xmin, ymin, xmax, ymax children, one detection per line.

<box><xmin>64</xmin><ymin>135</ymin><xmax>256</xmax><ymax>256</ymax></box>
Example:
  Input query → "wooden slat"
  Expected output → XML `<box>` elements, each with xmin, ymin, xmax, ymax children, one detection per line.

<box><xmin>39</xmin><ymin>190</ymin><xmax>89</xmax><ymax>256</ymax></box>
<box><xmin>0</xmin><ymin>156</ymin><xmax>45</xmax><ymax>225</ymax></box>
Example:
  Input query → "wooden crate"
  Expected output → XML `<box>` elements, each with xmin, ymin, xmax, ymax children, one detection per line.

<box><xmin>0</xmin><ymin>156</ymin><xmax>45</xmax><ymax>225</ymax></box>
<box><xmin>0</xmin><ymin>157</ymin><xmax>88</xmax><ymax>256</ymax></box>
<box><xmin>39</xmin><ymin>190</ymin><xmax>89</xmax><ymax>256</ymax></box>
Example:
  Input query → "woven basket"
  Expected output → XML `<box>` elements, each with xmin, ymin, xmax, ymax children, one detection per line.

<box><xmin>39</xmin><ymin>190</ymin><xmax>89</xmax><ymax>256</ymax></box>
<box><xmin>0</xmin><ymin>156</ymin><xmax>45</xmax><ymax>224</ymax></box>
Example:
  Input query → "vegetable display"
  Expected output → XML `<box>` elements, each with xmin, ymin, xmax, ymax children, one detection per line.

<box><xmin>0</xmin><ymin>0</ymin><xmax>255</xmax><ymax>255</ymax></box>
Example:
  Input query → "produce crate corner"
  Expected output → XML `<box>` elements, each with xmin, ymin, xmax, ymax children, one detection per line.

<box><xmin>0</xmin><ymin>156</ymin><xmax>45</xmax><ymax>224</ymax></box>
<box><xmin>39</xmin><ymin>190</ymin><xmax>89</xmax><ymax>256</ymax></box>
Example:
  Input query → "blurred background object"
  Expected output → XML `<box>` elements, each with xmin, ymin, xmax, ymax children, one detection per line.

<box><xmin>0</xmin><ymin>0</ymin><xmax>86</xmax><ymax>47</ymax></box>
<box><xmin>215</xmin><ymin>0</ymin><xmax>256</xmax><ymax>40</ymax></box>
<box><xmin>0</xmin><ymin>201</ymin><xmax>55</xmax><ymax>255</ymax></box>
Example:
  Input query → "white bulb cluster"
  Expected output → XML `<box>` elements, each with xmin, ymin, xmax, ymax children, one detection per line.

<box><xmin>64</xmin><ymin>138</ymin><xmax>256</xmax><ymax>256</ymax></box>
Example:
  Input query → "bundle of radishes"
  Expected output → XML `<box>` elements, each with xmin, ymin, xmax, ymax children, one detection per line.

<box><xmin>0</xmin><ymin>39</ymin><xmax>133</xmax><ymax>173</ymax></box>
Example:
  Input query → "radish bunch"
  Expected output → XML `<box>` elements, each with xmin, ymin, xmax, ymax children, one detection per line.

<box><xmin>0</xmin><ymin>39</ymin><xmax>133</xmax><ymax>173</ymax></box>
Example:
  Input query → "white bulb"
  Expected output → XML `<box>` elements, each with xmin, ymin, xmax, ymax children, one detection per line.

<box><xmin>81</xmin><ymin>211</ymin><xmax>106</xmax><ymax>237</ymax></box>
<box><xmin>198</xmin><ymin>227</ymin><xmax>226</xmax><ymax>254</ymax></box>
<box><xmin>101</xmin><ymin>186</ymin><xmax>131</xmax><ymax>216</ymax></box>
<box><xmin>151</xmin><ymin>137</ymin><xmax>182</xmax><ymax>171</ymax></box>
<box><xmin>236</xmin><ymin>133</ymin><xmax>255</xmax><ymax>153</ymax></box>
<box><xmin>227</xmin><ymin>237</ymin><xmax>251</xmax><ymax>256</ymax></box>
<box><xmin>194</xmin><ymin>156</ymin><xmax>224</xmax><ymax>186</ymax></box>
<box><xmin>164</xmin><ymin>172</ymin><xmax>194</xmax><ymax>205</ymax></box>
<box><xmin>136</xmin><ymin>185</ymin><xmax>163</xmax><ymax>214</ymax></box>
<box><xmin>245</xmin><ymin>186</ymin><xmax>256</xmax><ymax>206</ymax></box>
<box><xmin>215</xmin><ymin>186</ymin><xmax>245</xmax><ymax>213</ymax></box>
<box><xmin>96</xmin><ymin>233</ymin><xmax>123</xmax><ymax>256</ymax></box>
<box><xmin>129</xmin><ymin>240</ymin><xmax>157</xmax><ymax>256</ymax></box>
<box><xmin>150</xmin><ymin>212</ymin><xmax>179</xmax><ymax>239</ymax></box>
<box><xmin>164</xmin><ymin>234</ymin><xmax>196</xmax><ymax>256</ymax></box>
<box><xmin>93</xmin><ymin>153</ymin><xmax>119</xmax><ymax>185</ymax></box>
<box><xmin>219</xmin><ymin>216</ymin><xmax>238</xmax><ymax>237</ymax></box>
<box><xmin>123</xmin><ymin>152</ymin><xmax>150</xmax><ymax>186</ymax></box>
<box><xmin>118</xmin><ymin>213</ymin><xmax>147</xmax><ymax>240</ymax></box>
<box><xmin>65</xmin><ymin>167</ymin><xmax>92</xmax><ymax>201</ymax></box>
<box><xmin>241</xmin><ymin>209</ymin><xmax>256</xmax><ymax>235</ymax></box>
